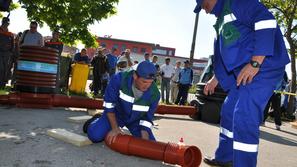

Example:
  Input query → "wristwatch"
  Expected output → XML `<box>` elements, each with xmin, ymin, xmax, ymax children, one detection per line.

<box><xmin>250</xmin><ymin>60</ymin><xmax>261</xmax><ymax>68</ymax></box>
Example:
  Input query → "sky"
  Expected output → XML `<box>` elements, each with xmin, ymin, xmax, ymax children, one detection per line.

<box><xmin>7</xmin><ymin>0</ymin><xmax>217</xmax><ymax>59</ymax></box>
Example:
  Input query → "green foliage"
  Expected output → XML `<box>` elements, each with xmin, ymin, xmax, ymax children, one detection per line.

<box><xmin>261</xmin><ymin>0</ymin><xmax>296</xmax><ymax>44</ymax></box>
<box><xmin>17</xmin><ymin>0</ymin><xmax>119</xmax><ymax>47</ymax></box>
<box><xmin>0</xmin><ymin>3</ymin><xmax>20</xmax><ymax>18</ymax></box>
<box><xmin>262</xmin><ymin>0</ymin><xmax>297</xmax><ymax>115</ymax></box>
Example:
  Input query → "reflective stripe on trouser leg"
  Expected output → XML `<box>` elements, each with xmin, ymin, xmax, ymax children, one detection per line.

<box><xmin>215</xmin><ymin>88</ymin><xmax>238</xmax><ymax>162</ymax></box>
<box><xmin>127</xmin><ymin>122</ymin><xmax>156</xmax><ymax>141</ymax></box>
<box><xmin>233</xmin><ymin>68</ymin><xmax>284</xmax><ymax>167</ymax></box>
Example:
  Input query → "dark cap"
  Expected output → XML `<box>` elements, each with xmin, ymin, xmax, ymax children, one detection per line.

<box><xmin>194</xmin><ymin>0</ymin><xmax>203</xmax><ymax>13</ymax></box>
<box><xmin>136</xmin><ymin>61</ymin><xmax>157</xmax><ymax>80</ymax></box>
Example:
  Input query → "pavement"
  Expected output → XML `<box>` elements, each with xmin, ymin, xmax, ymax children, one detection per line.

<box><xmin>0</xmin><ymin>104</ymin><xmax>297</xmax><ymax>167</ymax></box>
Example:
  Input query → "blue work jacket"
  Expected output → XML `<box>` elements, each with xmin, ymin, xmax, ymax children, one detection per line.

<box><xmin>179</xmin><ymin>68</ymin><xmax>193</xmax><ymax>85</ymax></box>
<box><xmin>103</xmin><ymin>70</ymin><xmax>160</xmax><ymax>131</ymax></box>
<box><xmin>213</xmin><ymin>0</ymin><xmax>290</xmax><ymax>90</ymax></box>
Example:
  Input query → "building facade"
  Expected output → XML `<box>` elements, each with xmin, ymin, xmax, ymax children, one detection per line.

<box><xmin>97</xmin><ymin>37</ymin><xmax>175</xmax><ymax>57</ymax></box>
<box><xmin>86</xmin><ymin>37</ymin><xmax>208</xmax><ymax>83</ymax></box>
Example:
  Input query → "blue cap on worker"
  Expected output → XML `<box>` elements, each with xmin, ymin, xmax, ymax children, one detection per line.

<box><xmin>194</xmin><ymin>0</ymin><xmax>203</xmax><ymax>13</ymax></box>
<box><xmin>136</xmin><ymin>61</ymin><xmax>157</xmax><ymax>80</ymax></box>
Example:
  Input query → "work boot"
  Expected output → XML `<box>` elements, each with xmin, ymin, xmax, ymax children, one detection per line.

<box><xmin>203</xmin><ymin>156</ymin><xmax>233</xmax><ymax>167</ymax></box>
<box><xmin>83</xmin><ymin>114</ymin><xmax>101</xmax><ymax>133</ymax></box>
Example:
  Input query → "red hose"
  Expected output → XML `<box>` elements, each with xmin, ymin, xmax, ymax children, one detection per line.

<box><xmin>0</xmin><ymin>93</ymin><xmax>197</xmax><ymax>116</ymax></box>
<box><xmin>52</xmin><ymin>95</ymin><xmax>103</xmax><ymax>109</ymax></box>
<box><xmin>156</xmin><ymin>105</ymin><xmax>197</xmax><ymax>115</ymax></box>
<box><xmin>105</xmin><ymin>133</ymin><xmax>202</xmax><ymax>167</ymax></box>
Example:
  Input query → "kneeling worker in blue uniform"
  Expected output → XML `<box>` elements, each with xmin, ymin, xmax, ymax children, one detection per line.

<box><xmin>85</xmin><ymin>61</ymin><xmax>160</xmax><ymax>143</ymax></box>
<box><xmin>194</xmin><ymin>0</ymin><xmax>290</xmax><ymax>167</ymax></box>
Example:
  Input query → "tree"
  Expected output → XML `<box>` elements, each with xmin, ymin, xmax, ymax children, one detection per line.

<box><xmin>2</xmin><ymin>0</ymin><xmax>119</xmax><ymax>47</ymax></box>
<box><xmin>261</xmin><ymin>0</ymin><xmax>297</xmax><ymax>116</ymax></box>
<box><xmin>0</xmin><ymin>2</ymin><xmax>19</xmax><ymax>18</ymax></box>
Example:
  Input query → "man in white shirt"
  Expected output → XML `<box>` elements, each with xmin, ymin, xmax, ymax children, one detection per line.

<box><xmin>171</xmin><ymin>61</ymin><xmax>182</xmax><ymax>103</ymax></box>
<box><xmin>160</xmin><ymin>57</ymin><xmax>175</xmax><ymax>104</ymax></box>
<box><xmin>20</xmin><ymin>21</ymin><xmax>44</xmax><ymax>47</ymax></box>
<box><xmin>117</xmin><ymin>49</ymin><xmax>133</xmax><ymax>72</ymax></box>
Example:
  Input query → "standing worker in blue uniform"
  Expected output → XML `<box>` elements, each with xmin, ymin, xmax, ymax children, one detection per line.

<box><xmin>0</xmin><ymin>17</ymin><xmax>14</xmax><ymax>89</ymax></box>
<box><xmin>175</xmin><ymin>60</ymin><xmax>193</xmax><ymax>105</ymax></box>
<box><xmin>84</xmin><ymin>61</ymin><xmax>160</xmax><ymax>142</ymax></box>
<box><xmin>194</xmin><ymin>0</ymin><xmax>290</xmax><ymax>166</ymax></box>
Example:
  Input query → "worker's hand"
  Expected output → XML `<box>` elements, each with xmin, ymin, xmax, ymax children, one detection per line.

<box><xmin>237</xmin><ymin>64</ymin><xmax>259</xmax><ymax>86</ymax></box>
<box><xmin>204</xmin><ymin>76</ymin><xmax>218</xmax><ymax>95</ymax></box>
<box><xmin>107</xmin><ymin>127</ymin><xmax>124</xmax><ymax>145</ymax></box>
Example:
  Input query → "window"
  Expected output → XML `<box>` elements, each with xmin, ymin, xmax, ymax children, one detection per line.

<box><xmin>132</xmin><ymin>47</ymin><xmax>138</xmax><ymax>53</ymax></box>
<box><xmin>113</xmin><ymin>44</ymin><xmax>119</xmax><ymax>49</ymax></box>
<box><xmin>140</xmin><ymin>48</ymin><xmax>146</xmax><ymax>53</ymax></box>
<box><xmin>152</xmin><ymin>49</ymin><xmax>167</xmax><ymax>55</ymax></box>
<box><xmin>168</xmin><ymin>50</ymin><xmax>173</xmax><ymax>56</ymax></box>
<box><xmin>121</xmin><ymin>44</ymin><xmax>126</xmax><ymax>51</ymax></box>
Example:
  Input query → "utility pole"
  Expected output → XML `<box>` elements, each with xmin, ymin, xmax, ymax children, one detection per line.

<box><xmin>189</xmin><ymin>13</ymin><xmax>199</xmax><ymax>66</ymax></box>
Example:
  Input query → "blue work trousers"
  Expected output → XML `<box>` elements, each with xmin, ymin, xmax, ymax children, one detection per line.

<box><xmin>214</xmin><ymin>68</ymin><xmax>284</xmax><ymax>167</ymax></box>
<box><xmin>87</xmin><ymin>113</ymin><xmax>155</xmax><ymax>143</ymax></box>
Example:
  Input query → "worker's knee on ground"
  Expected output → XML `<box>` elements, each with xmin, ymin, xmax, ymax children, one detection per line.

<box><xmin>87</xmin><ymin>126</ymin><xmax>106</xmax><ymax>143</ymax></box>
<box><xmin>87</xmin><ymin>118</ymin><xmax>108</xmax><ymax>143</ymax></box>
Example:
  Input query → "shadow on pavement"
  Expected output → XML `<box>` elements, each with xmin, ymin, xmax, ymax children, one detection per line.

<box><xmin>260</xmin><ymin>130</ymin><xmax>297</xmax><ymax>147</ymax></box>
<box><xmin>265</xmin><ymin>126</ymin><xmax>297</xmax><ymax>137</ymax></box>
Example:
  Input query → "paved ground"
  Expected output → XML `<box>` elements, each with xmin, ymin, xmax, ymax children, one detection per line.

<box><xmin>0</xmin><ymin>105</ymin><xmax>296</xmax><ymax>167</ymax></box>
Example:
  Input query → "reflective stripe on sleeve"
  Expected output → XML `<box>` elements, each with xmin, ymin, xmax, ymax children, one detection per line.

<box><xmin>233</xmin><ymin>141</ymin><xmax>258</xmax><ymax>153</ymax></box>
<box><xmin>220</xmin><ymin>127</ymin><xmax>233</xmax><ymax>138</ymax></box>
<box><xmin>139</xmin><ymin>120</ymin><xmax>153</xmax><ymax>129</ymax></box>
<box><xmin>103</xmin><ymin>102</ymin><xmax>115</xmax><ymax>109</ymax></box>
<box><xmin>255</xmin><ymin>20</ymin><xmax>277</xmax><ymax>30</ymax></box>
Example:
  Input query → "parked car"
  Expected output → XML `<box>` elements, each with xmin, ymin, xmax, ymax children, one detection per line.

<box><xmin>190</xmin><ymin>55</ymin><xmax>227</xmax><ymax>124</ymax></box>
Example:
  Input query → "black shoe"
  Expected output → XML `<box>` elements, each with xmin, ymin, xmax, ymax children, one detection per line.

<box><xmin>83</xmin><ymin>114</ymin><xmax>101</xmax><ymax>133</ymax></box>
<box><xmin>203</xmin><ymin>156</ymin><xmax>233</xmax><ymax>167</ymax></box>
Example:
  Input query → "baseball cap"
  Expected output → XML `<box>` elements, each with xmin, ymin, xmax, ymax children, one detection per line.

<box><xmin>194</xmin><ymin>0</ymin><xmax>203</xmax><ymax>13</ymax></box>
<box><xmin>136</xmin><ymin>61</ymin><xmax>157</xmax><ymax>80</ymax></box>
